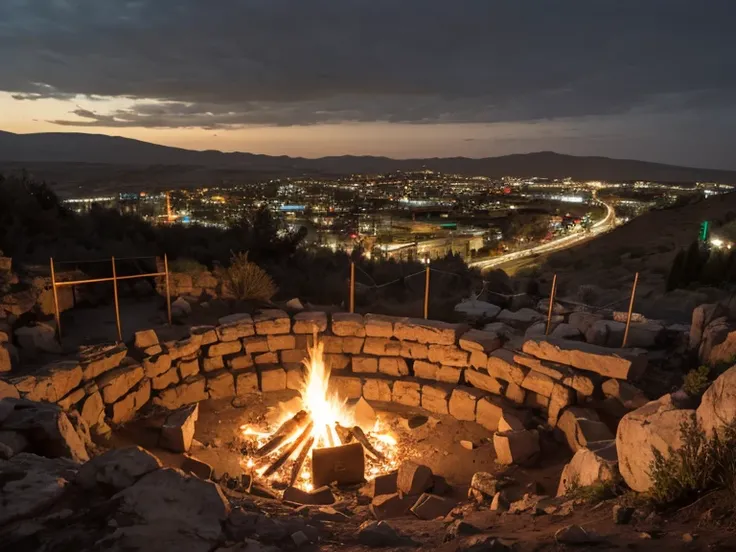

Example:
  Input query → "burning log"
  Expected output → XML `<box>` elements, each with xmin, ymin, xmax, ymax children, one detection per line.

<box><xmin>350</xmin><ymin>425</ymin><xmax>386</xmax><ymax>461</ymax></box>
<box><xmin>335</xmin><ymin>424</ymin><xmax>354</xmax><ymax>445</ymax></box>
<box><xmin>289</xmin><ymin>435</ymin><xmax>315</xmax><ymax>487</ymax></box>
<box><xmin>262</xmin><ymin>421</ymin><xmax>314</xmax><ymax>478</ymax></box>
<box><xmin>325</xmin><ymin>425</ymin><xmax>335</xmax><ymax>447</ymax></box>
<box><xmin>255</xmin><ymin>410</ymin><xmax>310</xmax><ymax>458</ymax></box>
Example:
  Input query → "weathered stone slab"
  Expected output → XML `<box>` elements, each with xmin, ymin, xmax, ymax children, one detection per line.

<box><xmin>243</xmin><ymin>336</ymin><xmax>269</xmax><ymax>354</ymax></box>
<box><xmin>486</xmin><ymin>349</ymin><xmax>528</xmax><ymax>385</ymax></box>
<box><xmin>142</xmin><ymin>353</ymin><xmax>172</xmax><ymax>378</ymax></box>
<box><xmin>364</xmin><ymin>338</ymin><xmax>402</xmax><ymax>356</ymax></box>
<box><xmin>524</xmin><ymin>392</ymin><xmax>550</xmax><ymax>411</ymax></box>
<box><xmin>329</xmin><ymin>375</ymin><xmax>363</xmax><ymax>400</ymax></box>
<box><xmin>557</xmin><ymin>441</ymin><xmax>618</xmax><ymax>497</ymax></box>
<box><xmin>98</xmin><ymin>364</ymin><xmax>145</xmax><ymax>404</ymax></box>
<box><xmin>521</xmin><ymin>370</ymin><xmax>556</xmax><ymax>398</ymax></box>
<box><xmin>22</xmin><ymin>361</ymin><xmax>83</xmax><ymax>403</ymax></box>
<box><xmin>505</xmin><ymin>382</ymin><xmax>526</xmax><ymax>405</ymax></box>
<box><xmin>235</xmin><ymin>371</ymin><xmax>259</xmax><ymax>395</ymax></box>
<box><xmin>153</xmin><ymin>375</ymin><xmax>207</xmax><ymax>410</ymax></box>
<box><xmin>427</xmin><ymin>345</ymin><xmax>468</xmax><ymax>367</ymax></box>
<box><xmin>378</xmin><ymin>357</ymin><xmax>409</xmax><ymax>377</ymax></box>
<box><xmin>253</xmin><ymin>351</ymin><xmax>278</xmax><ymax>365</ymax></box>
<box><xmin>449</xmin><ymin>387</ymin><xmax>487</xmax><ymax>421</ymax></box>
<box><xmin>191</xmin><ymin>325</ymin><xmax>218</xmax><ymax>345</ymax></box>
<box><xmin>133</xmin><ymin>329</ymin><xmax>159</xmax><ymax>350</ymax></box>
<box><xmin>80</xmin><ymin>391</ymin><xmax>104</xmax><ymax>428</ymax></box>
<box><xmin>363</xmin><ymin>377</ymin><xmax>393</xmax><ymax>402</ymax></box>
<box><xmin>109</xmin><ymin>379</ymin><xmax>151</xmax><ymax>424</ymax></box>
<box><xmin>217</xmin><ymin>313</ymin><xmax>255</xmax><ymax>341</ymax></box>
<box><xmin>331</xmin><ymin>312</ymin><xmax>365</xmax><ymax>337</ymax></box>
<box><xmin>166</xmin><ymin>337</ymin><xmax>201</xmax><ymax>361</ymax></box>
<box><xmin>285</xmin><ymin>364</ymin><xmax>304</xmax><ymax>390</ymax></box>
<box><xmin>352</xmin><ymin>356</ymin><xmax>378</xmax><ymax>373</ymax></box>
<box><xmin>208</xmin><ymin>340</ymin><xmax>241</xmax><ymax>357</ymax></box>
<box><xmin>57</xmin><ymin>387</ymin><xmax>85</xmax><ymax>411</ymax></box>
<box><xmin>259</xmin><ymin>366</ymin><xmax>286</xmax><ymax>392</ymax></box>
<box><xmin>394</xmin><ymin>319</ymin><xmax>464</xmax><ymax>345</ymax></box>
<box><xmin>161</xmin><ymin>404</ymin><xmax>199</xmax><ymax>452</ymax></box>
<box><xmin>399</xmin><ymin>341</ymin><xmax>428</xmax><ymax>360</ymax></box>
<box><xmin>80</xmin><ymin>344</ymin><xmax>127</xmax><ymax>380</ymax></box>
<box><xmin>267</xmin><ymin>334</ymin><xmax>296</xmax><ymax>351</ymax></box>
<box><xmin>459</xmin><ymin>329</ymin><xmax>502</xmax><ymax>353</ymax></box>
<box><xmin>397</xmin><ymin>461</ymin><xmax>433</xmax><ymax>495</ymax></box>
<box><xmin>475</xmin><ymin>396</ymin><xmax>519</xmax><ymax>432</ymax></box>
<box><xmin>469</xmin><ymin>350</ymin><xmax>488</xmax><ymax>369</ymax></box>
<box><xmin>421</xmin><ymin>383</ymin><xmax>451</xmax><ymax>415</ymax></box>
<box><xmin>253</xmin><ymin>309</ymin><xmax>290</xmax><ymax>335</ymax></box>
<box><xmin>493</xmin><ymin>430</ymin><xmax>540</xmax><ymax>466</ymax></box>
<box><xmin>202</xmin><ymin>356</ymin><xmax>224</xmax><ymax>373</ymax></box>
<box><xmin>548</xmin><ymin>383</ymin><xmax>575</xmax><ymax>426</ymax></box>
<box><xmin>152</xmin><ymin>367</ymin><xmax>179</xmax><ymax>390</ymax></box>
<box><xmin>206</xmin><ymin>371</ymin><xmax>235</xmax><ymax>399</ymax></box>
<box><xmin>557</xmin><ymin>407</ymin><xmax>614</xmax><ymax>452</ymax></box>
<box><xmin>227</xmin><ymin>354</ymin><xmax>253</xmax><ymax>372</ymax></box>
<box><xmin>281</xmin><ymin>348</ymin><xmax>308</xmax><ymax>364</ymax></box>
<box><xmin>464</xmin><ymin>369</ymin><xmax>506</xmax><ymax>395</ymax></box>
<box><xmin>392</xmin><ymin>380</ymin><xmax>421</xmax><ymax>407</ymax></box>
<box><xmin>697</xmin><ymin>365</ymin><xmax>736</xmax><ymax>437</ymax></box>
<box><xmin>325</xmin><ymin>353</ymin><xmax>350</xmax><ymax>370</ymax></box>
<box><xmin>365</xmin><ymin>314</ymin><xmax>404</xmax><ymax>338</ymax></box>
<box><xmin>522</xmin><ymin>338</ymin><xmax>647</xmax><ymax>381</ymax></box>
<box><xmin>293</xmin><ymin>311</ymin><xmax>328</xmax><ymax>334</ymax></box>
<box><xmin>342</xmin><ymin>337</ymin><xmax>365</xmax><ymax>354</ymax></box>
<box><xmin>177</xmin><ymin>356</ymin><xmax>200</xmax><ymax>379</ymax></box>
<box><xmin>602</xmin><ymin>379</ymin><xmax>648</xmax><ymax>411</ymax></box>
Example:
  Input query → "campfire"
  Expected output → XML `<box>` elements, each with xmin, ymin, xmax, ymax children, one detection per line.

<box><xmin>240</xmin><ymin>335</ymin><xmax>399</xmax><ymax>492</ymax></box>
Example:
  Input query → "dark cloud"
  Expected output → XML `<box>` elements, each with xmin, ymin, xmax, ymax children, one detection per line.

<box><xmin>1</xmin><ymin>0</ymin><xmax>735</xmax><ymax>128</ymax></box>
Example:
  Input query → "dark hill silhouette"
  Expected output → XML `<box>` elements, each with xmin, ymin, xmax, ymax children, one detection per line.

<box><xmin>2</xmin><ymin>129</ymin><xmax>736</xmax><ymax>183</ymax></box>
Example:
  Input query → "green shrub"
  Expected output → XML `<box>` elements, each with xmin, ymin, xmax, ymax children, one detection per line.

<box><xmin>567</xmin><ymin>478</ymin><xmax>619</xmax><ymax>504</ymax></box>
<box><xmin>683</xmin><ymin>365</ymin><xmax>711</xmax><ymax>397</ymax></box>
<box><xmin>169</xmin><ymin>257</ymin><xmax>207</xmax><ymax>275</ymax></box>
<box><xmin>223</xmin><ymin>251</ymin><xmax>277</xmax><ymax>302</ymax></box>
<box><xmin>648</xmin><ymin>415</ymin><xmax>736</xmax><ymax>507</ymax></box>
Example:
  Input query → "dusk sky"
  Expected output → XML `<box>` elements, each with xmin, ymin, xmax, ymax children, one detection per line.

<box><xmin>1</xmin><ymin>1</ymin><xmax>735</xmax><ymax>168</ymax></box>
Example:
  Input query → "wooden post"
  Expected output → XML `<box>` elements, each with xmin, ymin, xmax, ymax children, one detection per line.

<box><xmin>164</xmin><ymin>254</ymin><xmax>172</xmax><ymax>325</ymax></box>
<box><xmin>424</xmin><ymin>265</ymin><xmax>430</xmax><ymax>319</ymax></box>
<box><xmin>50</xmin><ymin>258</ymin><xmax>62</xmax><ymax>342</ymax></box>
<box><xmin>111</xmin><ymin>256</ymin><xmax>123</xmax><ymax>342</ymax></box>
<box><xmin>545</xmin><ymin>273</ymin><xmax>558</xmax><ymax>336</ymax></box>
<box><xmin>622</xmin><ymin>272</ymin><xmax>639</xmax><ymax>348</ymax></box>
<box><xmin>349</xmin><ymin>262</ymin><xmax>355</xmax><ymax>313</ymax></box>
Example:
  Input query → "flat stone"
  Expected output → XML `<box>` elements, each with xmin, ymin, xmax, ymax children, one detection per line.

<box><xmin>557</xmin><ymin>407</ymin><xmax>614</xmax><ymax>452</ymax></box>
<box><xmin>208</xmin><ymin>340</ymin><xmax>242</xmax><ymax>357</ymax></box>
<box><xmin>202</xmin><ymin>356</ymin><xmax>224</xmax><ymax>373</ymax></box>
<box><xmin>243</xmin><ymin>336</ymin><xmax>270</xmax><ymax>354</ymax></box>
<box><xmin>475</xmin><ymin>396</ymin><xmax>520</xmax><ymax>432</ymax></box>
<box><xmin>207</xmin><ymin>371</ymin><xmax>235</xmax><ymax>399</ymax></box>
<box><xmin>493</xmin><ymin>430</ymin><xmax>540</xmax><ymax>466</ymax></box>
<box><xmin>98</xmin><ymin>364</ymin><xmax>145</xmax><ymax>404</ymax></box>
<box><xmin>421</xmin><ymin>383</ymin><xmax>451</xmax><ymax>415</ymax></box>
<box><xmin>449</xmin><ymin>387</ymin><xmax>486</xmax><ymax>421</ymax></box>
<box><xmin>521</xmin><ymin>370</ymin><xmax>556</xmax><ymax>398</ymax></box>
<box><xmin>142</xmin><ymin>353</ymin><xmax>172</xmax><ymax>378</ymax></box>
<box><xmin>166</xmin><ymin>338</ymin><xmax>201</xmax><ymax>361</ymax></box>
<box><xmin>235</xmin><ymin>371</ymin><xmax>259</xmax><ymax>395</ymax></box>
<box><xmin>411</xmin><ymin>493</ymin><xmax>456</xmax><ymax>520</ymax></box>
<box><xmin>217</xmin><ymin>313</ymin><xmax>255</xmax><ymax>341</ymax></box>
<box><xmin>133</xmin><ymin>329</ymin><xmax>159</xmax><ymax>350</ymax></box>
<box><xmin>548</xmin><ymin>383</ymin><xmax>575</xmax><ymax>426</ymax></box>
<box><xmin>160</xmin><ymin>404</ymin><xmax>199</xmax><ymax>452</ymax></box>
<box><xmin>394</xmin><ymin>318</ymin><xmax>464</xmax><ymax>345</ymax></box>
<box><xmin>182</xmin><ymin>454</ymin><xmax>213</xmax><ymax>479</ymax></box>
<box><xmin>392</xmin><ymin>380</ymin><xmax>421</xmax><ymax>407</ymax></box>
<box><xmin>292</xmin><ymin>311</ymin><xmax>328</xmax><ymax>334</ymax></box>
<box><xmin>427</xmin><ymin>345</ymin><xmax>469</xmax><ymax>367</ymax></box>
<box><xmin>228</xmin><ymin>354</ymin><xmax>254</xmax><ymax>372</ymax></box>
<box><xmin>76</xmin><ymin>446</ymin><xmax>161</xmax><ymax>490</ymax></box>
<box><xmin>283</xmin><ymin>485</ymin><xmax>335</xmax><ymax>505</ymax></box>
<box><xmin>254</xmin><ymin>351</ymin><xmax>279</xmax><ymax>365</ymax></box>
<box><xmin>190</xmin><ymin>325</ymin><xmax>218</xmax><ymax>345</ymax></box>
<box><xmin>253</xmin><ymin>309</ymin><xmax>290</xmax><ymax>335</ymax></box>
<box><xmin>378</xmin><ymin>357</ymin><xmax>409</xmax><ymax>377</ymax></box>
<box><xmin>352</xmin><ymin>356</ymin><xmax>378</xmax><ymax>373</ymax></box>
<box><xmin>153</xmin><ymin>375</ymin><xmax>207</xmax><ymax>410</ymax></box>
<box><xmin>24</xmin><ymin>361</ymin><xmax>83</xmax><ymax>403</ymax></box>
<box><xmin>57</xmin><ymin>387</ymin><xmax>85</xmax><ymax>411</ymax></box>
<box><xmin>487</xmin><ymin>349</ymin><xmax>528</xmax><ymax>385</ymax></box>
<box><xmin>505</xmin><ymin>382</ymin><xmax>526</xmax><ymax>405</ymax></box>
<box><xmin>364</xmin><ymin>471</ymin><xmax>398</xmax><ymax>498</ymax></box>
<box><xmin>399</xmin><ymin>341</ymin><xmax>429</xmax><ymax>359</ymax></box>
<box><xmin>602</xmin><ymin>379</ymin><xmax>649</xmax><ymax>410</ymax></box>
<box><xmin>267</xmin><ymin>334</ymin><xmax>296</xmax><ymax>351</ymax></box>
<box><xmin>325</xmin><ymin>353</ymin><xmax>350</xmax><ymax>370</ymax></box>
<box><xmin>364</xmin><ymin>314</ymin><xmax>404</xmax><ymax>338</ymax></box>
<box><xmin>332</xmin><ymin>313</ymin><xmax>366</xmax><ymax>337</ymax></box>
<box><xmin>109</xmin><ymin>379</ymin><xmax>151</xmax><ymax>424</ymax></box>
<box><xmin>465</xmin><ymin>369</ymin><xmax>506</xmax><ymax>395</ymax></box>
<box><xmin>80</xmin><ymin>391</ymin><xmax>104</xmax><ymax>428</ymax></box>
<box><xmin>259</xmin><ymin>366</ymin><xmax>286</xmax><ymax>392</ymax></box>
<box><xmin>362</xmin><ymin>378</ymin><xmax>393</xmax><ymax>402</ymax></box>
<box><xmin>397</xmin><ymin>461</ymin><xmax>433</xmax><ymax>495</ymax></box>
<box><xmin>280</xmin><ymin>348</ymin><xmax>307</xmax><ymax>364</ymax></box>
<box><xmin>329</xmin><ymin>375</ymin><xmax>363</xmax><ymax>400</ymax></box>
<box><xmin>459</xmin><ymin>329</ymin><xmax>502</xmax><ymax>352</ymax></box>
<box><xmin>363</xmin><ymin>337</ymin><xmax>402</xmax><ymax>356</ymax></box>
<box><xmin>359</xmin><ymin>520</ymin><xmax>406</xmax><ymax>545</ymax></box>
<box><xmin>177</xmin><ymin>355</ymin><xmax>200</xmax><ymax>379</ymax></box>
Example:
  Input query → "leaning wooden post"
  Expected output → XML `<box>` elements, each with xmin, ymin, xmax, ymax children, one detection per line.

<box><xmin>622</xmin><ymin>272</ymin><xmax>640</xmax><ymax>348</ymax></box>
<box><xmin>164</xmin><ymin>254</ymin><xmax>172</xmax><ymax>325</ymax></box>
<box><xmin>424</xmin><ymin>265</ymin><xmax>430</xmax><ymax>319</ymax></box>
<box><xmin>50</xmin><ymin>257</ymin><xmax>62</xmax><ymax>343</ymax></box>
<box><xmin>349</xmin><ymin>262</ymin><xmax>355</xmax><ymax>313</ymax></box>
<box><xmin>545</xmin><ymin>273</ymin><xmax>558</xmax><ymax>336</ymax></box>
<box><xmin>111</xmin><ymin>256</ymin><xmax>123</xmax><ymax>342</ymax></box>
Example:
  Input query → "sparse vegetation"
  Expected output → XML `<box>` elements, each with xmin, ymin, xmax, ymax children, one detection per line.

<box><xmin>648</xmin><ymin>415</ymin><xmax>736</xmax><ymax>507</ymax></box>
<box><xmin>222</xmin><ymin>252</ymin><xmax>277</xmax><ymax>302</ymax></box>
<box><xmin>683</xmin><ymin>365</ymin><xmax>712</xmax><ymax>397</ymax></box>
<box><xmin>169</xmin><ymin>258</ymin><xmax>207</xmax><ymax>275</ymax></box>
<box><xmin>567</xmin><ymin>478</ymin><xmax>620</xmax><ymax>504</ymax></box>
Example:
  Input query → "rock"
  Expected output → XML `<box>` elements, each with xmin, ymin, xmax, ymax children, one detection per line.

<box><xmin>551</xmin><ymin>323</ymin><xmax>583</xmax><ymax>340</ymax></box>
<box><xmin>493</xmin><ymin>429</ymin><xmax>540</xmax><ymax>466</ymax></box>
<box><xmin>110</xmin><ymin>468</ymin><xmax>229</xmax><ymax>548</ymax></box>
<box><xmin>459</xmin><ymin>329</ymin><xmax>502</xmax><ymax>353</ymax></box>
<box><xmin>353</xmin><ymin>397</ymin><xmax>376</xmax><ymax>432</ymax></box>
<box><xmin>459</xmin><ymin>536</ymin><xmax>514</xmax><ymax>551</ymax></box>
<box><xmin>490</xmin><ymin>491</ymin><xmax>509</xmax><ymax>512</ymax></box>
<box><xmin>370</xmin><ymin>493</ymin><xmax>415</xmax><ymax>520</ymax></box>
<box><xmin>0</xmin><ymin>430</ymin><xmax>29</xmax><ymax>458</ymax></box>
<box><xmin>613</xmin><ymin>504</ymin><xmax>634</xmax><ymax>524</ymax></box>
<box><xmin>292</xmin><ymin>311</ymin><xmax>328</xmax><ymax>334</ymax></box>
<box><xmin>697</xmin><ymin>365</ymin><xmax>736</xmax><ymax>437</ymax></box>
<box><xmin>397</xmin><ymin>461</ymin><xmax>433</xmax><ymax>495</ymax></box>
<box><xmin>181</xmin><ymin>454</ymin><xmax>213</xmax><ymax>479</ymax></box>
<box><xmin>569</xmin><ymin>311</ymin><xmax>604</xmax><ymax>336</ymax></box>
<box><xmin>332</xmin><ymin>313</ymin><xmax>366</xmax><ymax>337</ymax></box>
<box><xmin>253</xmin><ymin>309</ymin><xmax>291</xmax><ymax>335</ymax></box>
<box><xmin>522</xmin><ymin>338</ymin><xmax>647</xmax><ymax>381</ymax></box>
<box><xmin>80</xmin><ymin>391</ymin><xmax>104</xmax><ymax>428</ymax></box>
<box><xmin>286</xmin><ymin>298</ymin><xmax>304</xmax><ymax>311</ymax></box>
<box><xmin>133</xmin><ymin>329</ymin><xmax>159</xmax><ymax>350</ymax></box>
<box><xmin>217</xmin><ymin>313</ymin><xmax>255</xmax><ymax>341</ymax></box>
<box><xmin>586</xmin><ymin>320</ymin><xmax>665</xmax><ymax>349</ymax></box>
<box><xmin>470</xmin><ymin>472</ymin><xmax>507</xmax><ymax>498</ymax></box>
<box><xmin>80</xmin><ymin>344</ymin><xmax>128</xmax><ymax>380</ymax></box>
<box><xmin>394</xmin><ymin>318</ymin><xmax>464</xmax><ymax>345</ymax></box>
<box><xmin>76</xmin><ymin>446</ymin><xmax>162</xmax><ymax>491</ymax></box>
<box><xmin>142</xmin><ymin>353</ymin><xmax>172</xmax><ymax>379</ymax></box>
<box><xmin>19</xmin><ymin>361</ymin><xmax>83</xmax><ymax>403</ymax></box>
<box><xmin>699</xmin><ymin>321</ymin><xmax>735</xmax><ymax>365</ymax></box>
<box><xmin>97</xmin><ymin>363</ymin><xmax>145</xmax><ymax>404</ymax></box>
<box><xmin>108</xmin><ymin>379</ymin><xmax>151</xmax><ymax>425</ymax></box>
<box><xmin>153</xmin><ymin>376</ymin><xmax>208</xmax><ymax>410</ymax></box>
<box><xmin>454</xmin><ymin>299</ymin><xmax>501</xmax><ymax>321</ymax></box>
<box><xmin>291</xmin><ymin>530</ymin><xmax>309</xmax><ymax>547</ymax></box>
<box><xmin>0</xmin><ymin>453</ymin><xmax>75</xmax><ymax>525</ymax></box>
<box><xmin>557</xmin><ymin>441</ymin><xmax>619</xmax><ymax>496</ymax></box>
<box><xmin>283</xmin><ymin>485</ymin><xmax>335</xmax><ymax>505</ymax></box>
<box><xmin>2</xmin><ymin>399</ymin><xmax>89</xmax><ymax>462</ymax></box>
<box><xmin>172</xmin><ymin>297</ymin><xmax>192</xmax><ymax>318</ymax></box>
<box><xmin>364</xmin><ymin>471</ymin><xmax>398</xmax><ymax>498</ymax></box>
<box><xmin>410</xmin><ymin>493</ymin><xmax>456</xmax><ymax>520</ymax></box>
<box><xmin>557</xmin><ymin>407</ymin><xmax>614</xmax><ymax>452</ymax></box>
<box><xmin>508</xmin><ymin>493</ymin><xmax>545</xmax><ymax>514</ymax></box>
<box><xmin>15</xmin><ymin>323</ymin><xmax>61</xmax><ymax>354</ymax></box>
<box><xmin>444</xmin><ymin>520</ymin><xmax>481</xmax><ymax>541</ymax></box>
<box><xmin>160</xmin><ymin>404</ymin><xmax>199</xmax><ymax>452</ymax></box>
<box><xmin>358</xmin><ymin>520</ymin><xmax>405</xmax><ymax>547</ymax></box>
<box><xmin>555</xmin><ymin>524</ymin><xmax>599</xmax><ymax>545</ymax></box>
<box><xmin>616</xmin><ymin>394</ymin><xmax>696</xmax><ymax>492</ymax></box>
<box><xmin>602</xmin><ymin>379</ymin><xmax>648</xmax><ymax>411</ymax></box>
<box><xmin>0</xmin><ymin>344</ymin><xmax>15</xmax><ymax>373</ymax></box>
<box><xmin>690</xmin><ymin>303</ymin><xmax>728</xmax><ymax>350</ymax></box>
<box><xmin>460</xmin><ymin>440</ymin><xmax>475</xmax><ymax>450</ymax></box>
<box><xmin>497</xmin><ymin>308</ymin><xmax>544</xmax><ymax>328</ymax></box>
<box><xmin>498</xmin><ymin>412</ymin><xmax>525</xmax><ymax>432</ymax></box>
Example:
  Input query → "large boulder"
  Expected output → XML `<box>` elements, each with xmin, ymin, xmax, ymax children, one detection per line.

<box><xmin>556</xmin><ymin>407</ymin><xmax>614</xmax><ymax>452</ymax></box>
<box><xmin>454</xmin><ymin>299</ymin><xmax>501</xmax><ymax>321</ymax></box>
<box><xmin>14</xmin><ymin>323</ymin><xmax>61</xmax><ymax>355</ymax></box>
<box><xmin>616</xmin><ymin>394</ymin><xmax>695</xmax><ymax>492</ymax></box>
<box><xmin>690</xmin><ymin>303</ymin><xmax>728</xmax><ymax>351</ymax></box>
<box><xmin>497</xmin><ymin>308</ymin><xmax>544</xmax><ymax>329</ymax></box>
<box><xmin>76</xmin><ymin>446</ymin><xmax>162</xmax><ymax>491</ymax></box>
<box><xmin>11</xmin><ymin>361</ymin><xmax>82</xmax><ymax>403</ymax></box>
<box><xmin>585</xmin><ymin>320</ymin><xmax>665</xmax><ymax>349</ymax></box>
<box><xmin>557</xmin><ymin>441</ymin><xmax>618</xmax><ymax>496</ymax></box>
<box><xmin>701</xmin><ymin>327</ymin><xmax>736</xmax><ymax>366</ymax></box>
<box><xmin>1</xmin><ymin>399</ymin><xmax>89</xmax><ymax>462</ymax></box>
<box><xmin>697</xmin><ymin>365</ymin><xmax>736</xmax><ymax>437</ymax></box>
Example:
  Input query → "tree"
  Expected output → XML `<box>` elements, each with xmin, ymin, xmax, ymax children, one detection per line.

<box><xmin>682</xmin><ymin>241</ymin><xmax>706</xmax><ymax>286</ymax></box>
<box><xmin>667</xmin><ymin>249</ymin><xmax>686</xmax><ymax>291</ymax></box>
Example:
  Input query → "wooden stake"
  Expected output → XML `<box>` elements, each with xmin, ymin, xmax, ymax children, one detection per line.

<box><xmin>164</xmin><ymin>254</ymin><xmax>172</xmax><ymax>325</ymax></box>
<box><xmin>545</xmin><ymin>273</ymin><xmax>558</xmax><ymax>336</ymax></box>
<box><xmin>622</xmin><ymin>272</ymin><xmax>640</xmax><ymax>348</ymax></box>
<box><xmin>349</xmin><ymin>261</ymin><xmax>355</xmax><ymax>314</ymax></box>
<box><xmin>111</xmin><ymin>256</ymin><xmax>123</xmax><ymax>342</ymax></box>
<box><xmin>50</xmin><ymin>258</ymin><xmax>62</xmax><ymax>342</ymax></box>
<box><xmin>424</xmin><ymin>265</ymin><xmax>430</xmax><ymax>319</ymax></box>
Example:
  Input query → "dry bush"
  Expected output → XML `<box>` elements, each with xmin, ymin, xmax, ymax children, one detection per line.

<box><xmin>223</xmin><ymin>252</ymin><xmax>277</xmax><ymax>302</ymax></box>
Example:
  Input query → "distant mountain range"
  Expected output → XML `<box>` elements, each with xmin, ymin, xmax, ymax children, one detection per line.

<box><xmin>2</xmin><ymin>129</ymin><xmax>736</xmax><ymax>184</ymax></box>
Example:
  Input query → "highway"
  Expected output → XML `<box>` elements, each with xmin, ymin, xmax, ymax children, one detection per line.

<box><xmin>469</xmin><ymin>194</ymin><xmax>616</xmax><ymax>271</ymax></box>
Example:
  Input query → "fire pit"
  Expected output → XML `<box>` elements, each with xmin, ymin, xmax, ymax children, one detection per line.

<box><xmin>239</xmin><ymin>335</ymin><xmax>399</xmax><ymax>492</ymax></box>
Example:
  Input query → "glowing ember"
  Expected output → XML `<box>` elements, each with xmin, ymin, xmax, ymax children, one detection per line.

<box><xmin>240</xmin><ymin>334</ymin><xmax>401</xmax><ymax>489</ymax></box>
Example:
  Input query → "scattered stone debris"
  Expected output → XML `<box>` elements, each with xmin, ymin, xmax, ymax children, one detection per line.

<box><xmin>357</xmin><ymin>520</ymin><xmax>407</xmax><ymax>547</ymax></box>
<box><xmin>444</xmin><ymin>520</ymin><xmax>481</xmax><ymax>541</ymax></box>
<box><xmin>555</xmin><ymin>524</ymin><xmax>599</xmax><ymax>545</ymax></box>
<box><xmin>613</xmin><ymin>504</ymin><xmax>634</xmax><ymax>525</ymax></box>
